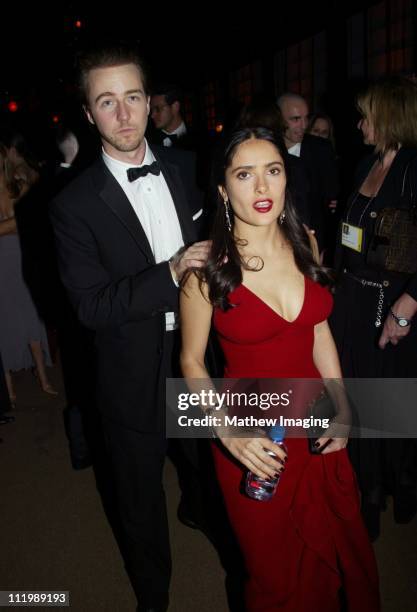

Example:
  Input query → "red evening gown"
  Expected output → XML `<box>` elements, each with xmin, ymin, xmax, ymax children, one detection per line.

<box><xmin>212</xmin><ymin>276</ymin><xmax>380</xmax><ymax>612</ymax></box>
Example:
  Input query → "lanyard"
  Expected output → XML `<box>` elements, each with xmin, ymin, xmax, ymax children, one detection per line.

<box><xmin>345</xmin><ymin>191</ymin><xmax>376</xmax><ymax>227</ymax></box>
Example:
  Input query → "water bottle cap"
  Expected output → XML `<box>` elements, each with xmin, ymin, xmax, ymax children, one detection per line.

<box><xmin>269</xmin><ymin>425</ymin><xmax>285</xmax><ymax>442</ymax></box>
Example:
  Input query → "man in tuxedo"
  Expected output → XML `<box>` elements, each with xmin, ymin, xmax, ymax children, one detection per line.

<box><xmin>150</xmin><ymin>84</ymin><xmax>195</xmax><ymax>150</ymax></box>
<box><xmin>50</xmin><ymin>43</ymin><xmax>208</xmax><ymax>612</ymax></box>
<box><xmin>277</xmin><ymin>92</ymin><xmax>339</xmax><ymax>250</ymax></box>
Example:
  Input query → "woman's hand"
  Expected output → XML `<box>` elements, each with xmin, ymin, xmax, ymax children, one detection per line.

<box><xmin>314</xmin><ymin>420</ymin><xmax>350</xmax><ymax>454</ymax></box>
<box><xmin>379</xmin><ymin>292</ymin><xmax>417</xmax><ymax>349</ymax></box>
<box><xmin>303</xmin><ymin>224</ymin><xmax>323</xmax><ymax>265</ymax></box>
<box><xmin>218</xmin><ymin>432</ymin><xmax>287</xmax><ymax>479</ymax></box>
<box><xmin>316</xmin><ymin>437</ymin><xmax>349</xmax><ymax>454</ymax></box>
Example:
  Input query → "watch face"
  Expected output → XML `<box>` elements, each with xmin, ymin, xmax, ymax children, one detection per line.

<box><xmin>391</xmin><ymin>311</ymin><xmax>410</xmax><ymax>327</ymax></box>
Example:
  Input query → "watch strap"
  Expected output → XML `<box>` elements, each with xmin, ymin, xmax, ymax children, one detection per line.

<box><xmin>390</xmin><ymin>309</ymin><xmax>411</xmax><ymax>326</ymax></box>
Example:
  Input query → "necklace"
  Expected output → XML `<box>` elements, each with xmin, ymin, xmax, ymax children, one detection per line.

<box><xmin>345</xmin><ymin>191</ymin><xmax>376</xmax><ymax>227</ymax></box>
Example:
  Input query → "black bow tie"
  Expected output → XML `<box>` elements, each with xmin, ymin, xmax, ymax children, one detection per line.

<box><xmin>127</xmin><ymin>161</ymin><xmax>161</xmax><ymax>182</ymax></box>
<box><xmin>163</xmin><ymin>133</ymin><xmax>178</xmax><ymax>144</ymax></box>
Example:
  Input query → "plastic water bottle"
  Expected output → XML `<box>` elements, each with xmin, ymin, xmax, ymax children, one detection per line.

<box><xmin>245</xmin><ymin>425</ymin><xmax>287</xmax><ymax>501</ymax></box>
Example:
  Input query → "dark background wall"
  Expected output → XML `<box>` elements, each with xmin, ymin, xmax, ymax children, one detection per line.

<box><xmin>0</xmin><ymin>0</ymin><xmax>415</xmax><ymax>172</ymax></box>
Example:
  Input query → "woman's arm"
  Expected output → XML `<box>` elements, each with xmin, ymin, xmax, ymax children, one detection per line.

<box><xmin>180</xmin><ymin>272</ymin><xmax>213</xmax><ymax>379</ymax></box>
<box><xmin>180</xmin><ymin>274</ymin><xmax>287</xmax><ymax>479</ymax></box>
<box><xmin>303</xmin><ymin>224</ymin><xmax>322</xmax><ymax>264</ymax></box>
<box><xmin>378</xmin><ymin>156</ymin><xmax>417</xmax><ymax>348</ymax></box>
<box><xmin>313</xmin><ymin>320</ymin><xmax>349</xmax><ymax>454</ymax></box>
<box><xmin>313</xmin><ymin>320</ymin><xmax>343</xmax><ymax>378</ymax></box>
<box><xmin>378</xmin><ymin>293</ymin><xmax>417</xmax><ymax>349</ymax></box>
<box><xmin>0</xmin><ymin>165</ymin><xmax>17</xmax><ymax>230</ymax></box>
<box><xmin>0</xmin><ymin>217</ymin><xmax>17</xmax><ymax>236</ymax></box>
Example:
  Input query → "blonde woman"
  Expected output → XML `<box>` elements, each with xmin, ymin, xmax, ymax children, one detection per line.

<box><xmin>330</xmin><ymin>76</ymin><xmax>417</xmax><ymax>540</ymax></box>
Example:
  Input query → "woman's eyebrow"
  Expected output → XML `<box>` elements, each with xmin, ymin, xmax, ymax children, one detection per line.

<box><xmin>231</xmin><ymin>160</ymin><xmax>283</xmax><ymax>173</ymax></box>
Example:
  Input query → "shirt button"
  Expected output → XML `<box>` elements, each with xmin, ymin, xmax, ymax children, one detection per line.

<box><xmin>370</xmin><ymin>211</ymin><xmax>377</xmax><ymax>218</ymax></box>
<box><xmin>147</xmin><ymin>187</ymin><xmax>151</xmax><ymax>192</ymax></box>
<box><xmin>383</xmin><ymin>280</ymin><xmax>390</xmax><ymax>287</ymax></box>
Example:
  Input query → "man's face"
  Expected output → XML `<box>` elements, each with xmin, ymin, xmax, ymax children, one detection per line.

<box><xmin>280</xmin><ymin>98</ymin><xmax>309</xmax><ymax>147</ymax></box>
<box><xmin>84</xmin><ymin>63</ymin><xmax>150</xmax><ymax>162</ymax></box>
<box><xmin>150</xmin><ymin>95</ymin><xmax>176</xmax><ymax>131</ymax></box>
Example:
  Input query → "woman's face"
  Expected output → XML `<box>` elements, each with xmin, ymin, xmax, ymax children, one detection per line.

<box><xmin>310</xmin><ymin>117</ymin><xmax>330</xmax><ymax>139</ymax></box>
<box><xmin>357</xmin><ymin>114</ymin><xmax>376</xmax><ymax>145</ymax></box>
<box><xmin>219</xmin><ymin>138</ymin><xmax>286</xmax><ymax>229</ymax></box>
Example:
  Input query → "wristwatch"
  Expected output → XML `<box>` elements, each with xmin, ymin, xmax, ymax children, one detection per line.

<box><xmin>390</xmin><ymin>309</ymin><xmax>412</xmax><ymax>327</ymax></box>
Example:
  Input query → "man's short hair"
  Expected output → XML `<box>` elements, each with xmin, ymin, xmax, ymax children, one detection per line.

<box><xmin>77</xmin><ymin>41</ymin><xmax>149</xmax><ymax>105</ymax></box>
<box><xmin>151</xmin><ymin>84</ymin><xmax>183</xmax><ymax>107</ymax></box>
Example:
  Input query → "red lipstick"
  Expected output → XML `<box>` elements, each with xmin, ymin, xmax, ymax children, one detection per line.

<box><xmin>253</xmin><ymin>199</ymin><xmax>273</xmax><ymax>213</ymax></box>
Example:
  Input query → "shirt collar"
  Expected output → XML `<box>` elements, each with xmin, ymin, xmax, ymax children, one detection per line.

<box><xmin>288</xmin><ymin>142</ymin><xmax>301</xmax><ymax>157</ymax></box>
<box><xmin>162</xmin><ymin>121</ymin><xmax>187</xmax><ymax>138</ymax></box>
<box><xmin>102</xmin><ymin>139</ymin><xmax>156</xmax><ymax>180</ymax></box>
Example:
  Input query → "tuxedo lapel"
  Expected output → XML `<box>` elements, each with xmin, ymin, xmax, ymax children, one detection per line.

<box><xmin>152</xmin><ymin>150</ymin><xmax>196</xmax><ymax>244</ymax></box>
<box><xmin>92</xmin><ymin>159</ymin><xmax>155</xmax><ymax>263</ymax></box>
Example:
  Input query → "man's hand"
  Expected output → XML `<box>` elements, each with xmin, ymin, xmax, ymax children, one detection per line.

<box><xmin>170</xmin><ymin>240</ymin><xmax>211</xmax><ymax>283</ymax></box>
<box><xmin>379</xmin><ymin>292</ymin><xmax>417</xmax><ymax>349</ymax></box>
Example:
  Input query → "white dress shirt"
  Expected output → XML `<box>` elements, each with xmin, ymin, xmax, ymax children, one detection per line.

<box><xmin>102</xmin><ymin>140</ymin><xmax>184</xmax><ymax>330</ymax></box>
<box><xmin>162</xmin><ymin>121</ymin><xmax>187</xmax><ymax>147</ymax></box>
<box><xmin>288</xmin><ymin>142</ymin><xmax>302</xmax><ymax>157</ymax></box>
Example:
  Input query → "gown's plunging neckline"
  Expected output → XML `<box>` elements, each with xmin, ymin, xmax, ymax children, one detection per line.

<box><xmin>240</xmin><ymin>276</ymin><xmax>307</xmax><ymax>324</ymax></box>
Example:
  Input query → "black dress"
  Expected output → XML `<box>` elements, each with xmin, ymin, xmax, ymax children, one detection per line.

<box><xmin>330</xmin><ymin>147</ymin><xmax>417</xmax><ymax>540</ymax></box>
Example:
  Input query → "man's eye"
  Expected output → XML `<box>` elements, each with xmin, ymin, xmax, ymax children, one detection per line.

<box><xmin>269</xmin><ymin>167</ymin><xmax>281</xmax><ymax>175</ymax></box>
<box><xmin>101</xmin><ymin>100</ymin><xmax>114</xmax><ymax>108</ymax></box>
<box><xmin>128</xmin><ymin>95</ymin><xmax>140</xmax><ymax>102</ymax></box>
<box><xmin>237</xmin><ymin>171</ymin><xmax>250</xmax><ymax>179</ymax></box>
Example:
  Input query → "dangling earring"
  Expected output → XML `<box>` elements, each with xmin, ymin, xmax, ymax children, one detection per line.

<box><xmin>279</xmin><ymin>210</ymin><xmax>286</xmax><ymax>225</ymax></box>
<box><xmin>224</xmin><ymin>199</ymin><xmax>232</xmax><ymax>232</ymax></box>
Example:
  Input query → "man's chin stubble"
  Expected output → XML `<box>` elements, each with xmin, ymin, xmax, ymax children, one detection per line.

<box><xmin>112</xmin><ymin>137</ymin><xmax>142</xmax><ymax>152</ymax></box>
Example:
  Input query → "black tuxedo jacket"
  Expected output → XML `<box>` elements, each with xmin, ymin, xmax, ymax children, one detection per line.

<box><xmin>149</xmin><ymin>126</ymin><xmax>197</xmax><ymax>152</ymax></box>
<box><xmin>299</xmin><ymin>134</ymin><xmax>339</xmax><ymax>243</ymax></box>
<box><xmin>50</xmin><ymin>145</ymin><xmax>203</xmax><ymax>432</ymax></box>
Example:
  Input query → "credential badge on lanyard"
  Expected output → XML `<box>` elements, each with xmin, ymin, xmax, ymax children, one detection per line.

<box><xmin>341</xmin><ymin>223</ymin><xmax>363</xmax><ymax>253</ymax></box>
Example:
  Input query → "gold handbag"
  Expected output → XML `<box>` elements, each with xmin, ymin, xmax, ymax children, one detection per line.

<box><xmin>367</xmin><ymin>160</ymin><xmax>417</xmax><ymax>274</ymax></box>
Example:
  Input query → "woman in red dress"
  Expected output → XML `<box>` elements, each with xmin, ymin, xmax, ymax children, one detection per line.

<box><xmin>180</xmin><ymin>127</ymin><xmax>379</xmax><ymax>611</ymax></box>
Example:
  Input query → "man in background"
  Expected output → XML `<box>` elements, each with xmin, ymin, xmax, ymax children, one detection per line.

<box><xmin>277</xmin><ymin>92</ymin><xmax>339</xmax><ymax>252</ymax></box>
<box><xmin>150</xmin><ymin>84</ymin><xmax>195</xmax><ymax>150</ymax></box>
